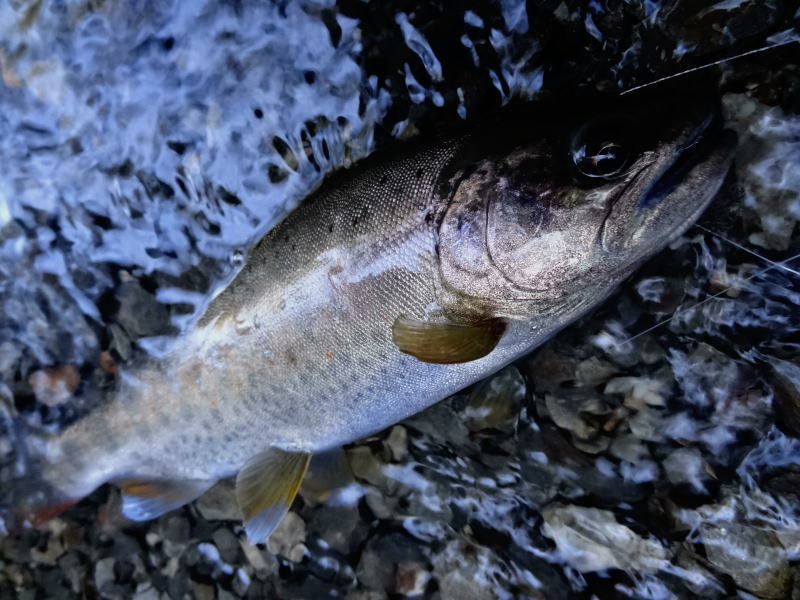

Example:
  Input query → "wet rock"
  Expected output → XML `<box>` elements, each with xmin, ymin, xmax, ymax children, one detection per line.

<box><xmin>541</xmin><ymin>505</ymin><xmax>669</xmax><ymax>573</ymax></box>
<box><xmin>700</xmin><ymin>521</ymin><xmax>791</xmax><ymax>599</ymax></box>
<box><xmin>463</xmin><ymin>366</ymin><xmax>525</xmax><ymax>431</ymax></box>
<box><xmin>345</xmin><ymin>592</ymin><xmax>386</xmax><ymax>600</ymax></box>
<box><xmin>94</xmin><ymin>556</ymin><xmax>116</xmax><ymax>596</ymax></box>
<box><xmin>29</xmin><ymin>520</ymin><xmax>68</xmax><ymax>565</ymax></box>
<box><xmin>774</xmin><ymin>524</ymin><xmax>800</xmax><ymax>562</ymax></box>
<box><xmin>307</xmin><ymin>505</ymin><xmax>366</xmax><ymax>555</ymax></box>
<box><xmin>609</xmin><ymin>434</ymin><xmax>648</xmax><ymax>463</ymax></box>
<box><xmin>189</xmin><ymin>580</ymin><xmax>215</xmax><ymax>600</ymax></box>
<box><xmin>132</xmin><ymin>583</ymin><xmax>162</xmax><ymax>600</ymax></box>
<box><xmin>524</xmin><ymin>348</ymin><xmax>576</xmax><ymax>392</ymax></box>
<box><xmin>635</xmin><ymin>276</ymin><xmax>685</xmax><ymax>314</ymax></box>
<box><xmin>572</xmin><ymin>435</ymin><xmax>610</xmax><ymax>454</ymax></box>
<box><xmin>574</xmin><ymin>356</ymin><xmax>619</xmax><ymax>387</ymax></box>
<box><xmin>770</xmin><ymin>359</ymin><xmax>800</xmax><ymax>439</ymax></box>
<box><xmin>192</xmin><ymin>542</ymin><xmax>234</xmax><ymax>580</ymax></box>
<box><xmin>364</xmin><ymin>488</ymin><xmax>396</xmax><ymax>520</ymax></box>
<box><xmin>195</xmin><ymin>479</ymin><xmax>240</xmax><ymax>521</ymax></box>
<box><xmin>604</xmin><ymin>375</ymin><xmax>667</xmax><ymax>409</ymax></box>
<box><xmin>628</xmin><ymin>407</ymin><xmax>666</xmax><ymax>442</ymax></box>
<box><xmin>394</xmin><ymin>561</ymin><xmax>430</xmax><ymax>597</ymax></box>
<box><xmin>724</xmin><ymin>95</ymin><xmax>800</xmax><ymax>251</ymax></box>
<box><xmin>357</xmin><ymin>533</ymin><xmax>425</xmax><ymax>593</ymax></box>
<box><xmin>3</xmin><ymin>533</ymin><xmax>34</xmax><ymax>564</ymax></box>
<box><xmin>212</xmin><ymin>527</ymin><xmax>241</xmax><ymax>564</ymax></box>
<box><xmin>28</xmin><ymin>364</ymin><xmax>80</xmax><ymax>406</ymax></box>
<box><xmin>672</xmin><ymin>545</ymin><xmax>727</xmax><ymax>599</ymax></box>
<box><xmin>347</xmin><ymin>446</ymin><xmax>392</xmax><ymax>490</ymax></box>
<box><xmin>431</xmin><ymin>539</ymin><xmax>497</xmax><ymax>600</ymax></box>
<box><xmin>306</xmin><ymin>546</ymin><xmax>349</xmax><ymax>584</ymax></box>
<box><xmin>113</xmin><ymin>280</ymin><xmax>171</xmax><ymax>340</ymax></box>
<box><xmin>356</xmin><ymin>542</ymin><xmax>395</xmax><ymax>593</ymax></box>
<box><xmin>160</xmin><ymin>515</ymin><xmax>190</xmax><ymax>559</ymax></box>
<box><xmin>233</xmin><ymin>567</ymin><xmax>251</xmax><ymax>596</ymax></box>
<box><xmin>403</xmin><ymin>401</ymin><xmax>470</xmax><ymax>447</ymax></box>
<box><xmin>385</xmin><ymin>425</ymin><xmax>408</xmax><ymax>461</ymax></box>
<box><xmin>266</xmin><ymin>511</ymin><xmax>306</xmax><ymax>561</ymax></box>
<box><xmin>545</xmin><ymin>390</ymin><xmax>601</xmax><ymax>440</ymax></box>
<box><xmin>239</xmin><ymin>539</ymin><xmax>277</xmax><ymax>579</ymax></box>
<box><xmin>663</xmin><ymin>447</ymin><xmax>715</xmax><ymax>496</ymax></box>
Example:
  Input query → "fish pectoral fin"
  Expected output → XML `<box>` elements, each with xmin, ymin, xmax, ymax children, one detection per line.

<box><xmin>119</xmin><ymin>478</ymin><xmax>216</xmax><ymax>522</ymax></box>
<box><xmin>391</xmin><ymin>315</ymin><xmax>506</xmax><ymax>364</ymax></box>
<box><xmin>235</xmin><ymin>448</ymin><xmax>311</xmax><ymax>544</ymax></box>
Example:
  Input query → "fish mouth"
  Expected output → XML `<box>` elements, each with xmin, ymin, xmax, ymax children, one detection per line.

<box><xmin>638</xmin><ymin>109</ymin><xmax>725</xmax><ymax>209</ymax></box>
<box><xmin>600</xmin><ymin>104</ymin><xmax>737</xmax><ymax>257</ymax></box>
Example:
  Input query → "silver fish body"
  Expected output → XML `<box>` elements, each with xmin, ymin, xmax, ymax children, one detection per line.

<box><xmin>3</xmin><ymin>98</ymin><xmax>737</xmax><ymax>540</ymax></box>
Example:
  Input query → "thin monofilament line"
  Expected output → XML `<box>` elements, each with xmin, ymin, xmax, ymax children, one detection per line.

<box><xmin>614</xmin><ymin>251</ymin><xmax>800</xmax><ymax>348</ymax></box>
<box><xmin>694</xmin><ymin>224</ymin><xmax>800</xmax><ymax>278</ymax></box>
<box><xmin>620</xmin><ymin>39</ymin><xmax>800</xmax><ymax>96</ymax></box>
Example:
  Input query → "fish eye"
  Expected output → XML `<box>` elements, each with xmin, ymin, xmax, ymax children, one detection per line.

<box><xmin>570</xmin><ymin>117</ymin><xmax>635</xmax><ymax>180</ymax></box>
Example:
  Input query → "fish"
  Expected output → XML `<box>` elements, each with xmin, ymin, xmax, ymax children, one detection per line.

<box><xmin>0</xmin><ymin>95</ymin><xmax>737</xmax><ymax>543</ymax></box>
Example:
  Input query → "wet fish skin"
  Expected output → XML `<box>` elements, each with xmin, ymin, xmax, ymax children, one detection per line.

<box><xmin>2</xmin><ymin>97</ymin><xmax>736</xmax><ymax>540</ymax></box>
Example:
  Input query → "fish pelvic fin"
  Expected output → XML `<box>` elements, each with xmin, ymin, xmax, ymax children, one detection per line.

<box><xmin>0</xmin><ymin>397</ymin><xmax>78</xmax><ymax>534</ymax></box>
<box><xmin>392</xmin><ymin>315</ymin><xmax>506</xmax><ymax>364</ymax></box>
<box><xmin>300</xmin><ymin>447</ymin><xmax>354</xmax><ymax>503</ymax></box>
<box><xmin>235</xmin><ymin>448</ymin><xmax>311</xmax><ymax>544</ymax></box>
<box><xmin>118</xmin><ymin>478</ymin><xmax>217</xmax><ymax>522</ymax></box>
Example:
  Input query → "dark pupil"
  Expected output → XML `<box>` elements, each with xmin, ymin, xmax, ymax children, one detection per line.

<box><xmin>575</xmin><ymin>140</ymin><xmax>626</xmax><ymax>177</ymax></box>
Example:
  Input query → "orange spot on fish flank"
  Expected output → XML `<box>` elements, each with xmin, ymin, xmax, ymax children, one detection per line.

<box><xmin>325</xmin><ymin>351</ymin><xmax>334</xmax><ymax>360</ymax></box>
<box><xmin>210</xmin><ymin>399</ymin><xmax>218</xmax><ymax>408</ymax></box>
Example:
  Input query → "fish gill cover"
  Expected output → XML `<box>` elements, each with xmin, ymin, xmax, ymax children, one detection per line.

<box><xmin>0</xmin><ymin>0</ymin><xmax>799</xmax><ymax>598</ymax></box>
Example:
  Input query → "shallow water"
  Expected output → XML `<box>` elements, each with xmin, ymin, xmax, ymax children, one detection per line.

<box><xmin>1</xmin><ymin>1</ymin><xmax>799</xmax><ymax>598</ymax></box>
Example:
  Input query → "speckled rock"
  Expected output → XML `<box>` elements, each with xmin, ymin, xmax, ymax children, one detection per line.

<box><xmin>541</xmin><ymin>505</ymin><xmax>669</xmax><ymax>573</ymax></box>
<box><xmin>700</xmin><ymin>521</ymin><xmax>791</xmax><ymax>599</ymax></box>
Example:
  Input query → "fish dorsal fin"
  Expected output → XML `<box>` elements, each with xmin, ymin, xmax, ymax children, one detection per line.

<box><xmin>119</xmin><ymin>478</ymin><xmax>216</xmax><ymax>521</ymax></box>
<box><xmin>235</xmin><ymin>448</ymin><xmax>311</xmax><ymax>544</ymax></box>
<box><xmin>392</xmin><ymin>315</ymin><xmax>506</xmax><ymax>364</ymax></box>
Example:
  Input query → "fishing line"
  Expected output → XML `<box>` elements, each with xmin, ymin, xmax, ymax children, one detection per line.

<box><xmin>693</xmin><ymin>224</ymin><xmax>800</xmax><ymax>278</ymax></box>
<box><xmin>620</xmin><ymin>38</ymin><xmax>800</xmax><ymax>96</ymax></box>
<box><xmin>613</xmin><ymin>251</ymin><xmax>800</xmax><ymax>348</ymax></box>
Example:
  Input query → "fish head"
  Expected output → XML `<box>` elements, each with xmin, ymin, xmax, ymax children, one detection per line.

<box><xmin>438</xmin><ymin>96</ymin><xmax>737</xmax><ymax>314</ymax></box>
